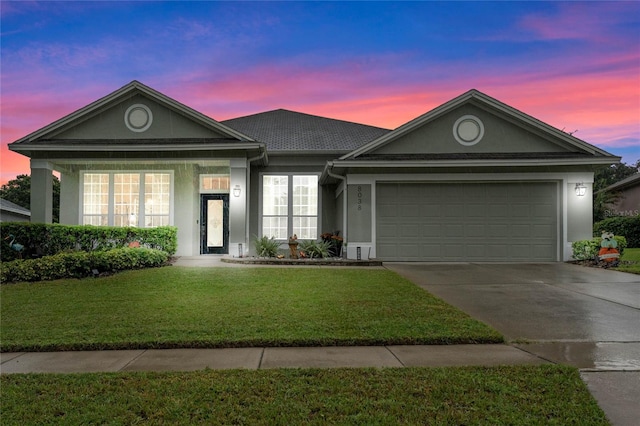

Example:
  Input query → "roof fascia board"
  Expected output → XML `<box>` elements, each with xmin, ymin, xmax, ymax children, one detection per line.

<box><xmin>331</xmin><ymin>157</ymin><xmax>620</xmax><ymax>169</ymax></box>
<box><xmin>44</xmin><ymin>158</ymin><xmax>254</xmax><ymax>165</ymax></box>
<box><xmin>9</xmin><ymin>142</ymin><xmax>266</xmax><ymax>153</ymax></box>
<box><xmin>12</xmin><ymin>81</ymin><xmax>254</xmax><ymax>144</ymax></box>
<box><xmin>269</xmin><ymin>150</ymin><xmax>352</xmax><ymax>156</ymax></box>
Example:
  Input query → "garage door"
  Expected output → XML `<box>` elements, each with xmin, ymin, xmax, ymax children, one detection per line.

<box><xmin>376</xmin><ymin>182</ymin><xmax>558</xmax><ymax>261</ymax></box>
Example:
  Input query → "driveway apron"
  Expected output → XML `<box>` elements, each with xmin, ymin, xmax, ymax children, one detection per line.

<box><xmin>385</xmin><ymin>262</ymin><xmax>640</xmax><ymax>426</ymax></box>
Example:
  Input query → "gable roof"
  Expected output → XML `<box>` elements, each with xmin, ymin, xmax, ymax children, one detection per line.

<box><xmin>10</xmin><ymin>80</ymin><xmax>255</xmax><ymax>146</ymax></box>
<box><xmin>342</xmin><ymin>89</ymin><xmax>616</xmax><ymax>160</ymax></box>
<box><xmin>0</xmin><ymin>199</ymin><xmax>31</xmax><ymax>217</ymax></box>
<box><xmin>222</xmin><ymin>109</ymin><xmax>390</xmax><ymax>153</ymax></box>
<box><xmin>602</xmin><ymin>173</ymin><xmax>640</xmax><ymax>192</ymax></box>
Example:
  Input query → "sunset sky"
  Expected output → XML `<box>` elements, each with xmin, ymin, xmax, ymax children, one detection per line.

<box><xmin>1</xmin><ymin>1</ymin><xmax>639</xmax><ymax>184</ymax></box>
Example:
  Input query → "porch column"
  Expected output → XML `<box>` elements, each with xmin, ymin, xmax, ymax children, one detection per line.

<box><xmin>30</xmin><ymin>160</ymin><xmax>54</xmax><ymax>223</ymax></box>
<box><xmin>229</xmin><ymin>158</ymin><xmax>248</xmax><ymax>256</ymax></box>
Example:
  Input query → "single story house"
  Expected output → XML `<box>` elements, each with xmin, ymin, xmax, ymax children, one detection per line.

<box><xmin>0</xmin><ymin>199</ymin><xmax>31</xmax><ymax>223</ymax></box>
<box><xmin>9</xmin><ymin>81</ymin><xmax>619</xmax><ymax>261</ymax></box>
<box><xmin>600</xmin><ymin>173</ymin><xmax>640</xmax><ymax>218</ymax></box>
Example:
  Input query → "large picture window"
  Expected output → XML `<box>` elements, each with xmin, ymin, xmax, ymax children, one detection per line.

<box><xmin>82</xmin><ymin>172</ymin><xmax>171</xmax><ymax>227</ymax></box>
<box><xmin>262</xmin><ymin>174</ymin><xmax>318</xmax><ymax>239</ymax></box>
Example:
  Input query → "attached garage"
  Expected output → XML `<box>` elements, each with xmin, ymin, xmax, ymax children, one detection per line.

<box><xmin>376</xmin><ymin>182</ymin><xmax>559</xmax><ymax>261</ymax></box>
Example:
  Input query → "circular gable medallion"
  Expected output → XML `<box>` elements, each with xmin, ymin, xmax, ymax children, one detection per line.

<box><xmin>453</xmin><ymin>115</ymin><xmax>484</xmax><ymax>146</ymax></box>
<box><xmin>124</xmin><ymin>104</ymin><xmax>153</xmax><ymax>132</ymax></box>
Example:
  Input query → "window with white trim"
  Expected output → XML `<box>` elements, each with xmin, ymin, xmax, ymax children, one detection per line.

<box><xmin>262</xmin><ymin>174</ymin><xmax>318</xmax><ymax>239</ymax></box>
<box><xmin>82</xmin><ymin>172</ymin><xmax>171</xmax><ymax>227</ymax></box>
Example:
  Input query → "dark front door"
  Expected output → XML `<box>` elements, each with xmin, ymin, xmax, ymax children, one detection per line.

<box><xmin>200</xmin><ymin>194</ymin><xmax>229</xmax><ymax>254</ymax></box>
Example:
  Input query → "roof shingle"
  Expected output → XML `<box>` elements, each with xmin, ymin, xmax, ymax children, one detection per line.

<box><xmin>222</xmin><ymin>109</ymin><xmax>390</xmax><ymax>151</ymax></box>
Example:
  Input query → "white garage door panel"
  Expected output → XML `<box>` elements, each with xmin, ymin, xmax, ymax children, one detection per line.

<box><xmin>376</xmin><ymin>182</ymin><xmax>558</xmax><ymax>261</ymax></box>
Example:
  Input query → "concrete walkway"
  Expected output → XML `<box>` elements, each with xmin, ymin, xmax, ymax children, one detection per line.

<box><xmin>1</xmin><ymin>344</ymin><xmax>548</xmax><ymax>374</ymax></box>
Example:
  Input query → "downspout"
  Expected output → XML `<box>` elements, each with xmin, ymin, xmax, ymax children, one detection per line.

<box><xmin>245</xmin><ymin>147</ymin><xmax>268</xmax><ymax>255</ymax></box>
<box><xmin>325</xmin><ymin>161</ymin><xmax>348</xmax><ymax>247</ymax></box>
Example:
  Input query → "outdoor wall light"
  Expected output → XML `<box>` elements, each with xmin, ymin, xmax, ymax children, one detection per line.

<box><xmin>575</xmin><ymin>183</ymin><xmax>587</xmax><ymax>197</ymax></box>
<box><xmin>233</xmin><ymin>185</ymin><xmax>241</xmax><ymax>197</ymax></box>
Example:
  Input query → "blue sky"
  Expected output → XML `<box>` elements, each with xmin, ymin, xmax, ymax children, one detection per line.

<box><xmin>1</xmin><ymin>1</ymin><xmax>639</xmax><ymax>182</ymax></box>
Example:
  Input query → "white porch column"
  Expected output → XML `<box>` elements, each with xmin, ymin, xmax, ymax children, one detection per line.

<box><xmin>30</xmin><ymin>160</ymin><xmax>54</xmax><ymax>223</ymax></box>
<box><xmin>229</xmin><ymin>158</ymin><xmax>248</xmax><ymax>257</ymax></box>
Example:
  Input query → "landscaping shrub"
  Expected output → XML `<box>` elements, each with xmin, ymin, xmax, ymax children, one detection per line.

<box><xmin>594</xmin><ymin>216</ymin><xmax>640</xmax><ymax>248</ymax></box>
<box><xmin>299</xmin><ymin>240</ymin><xmax>331</xmax><ymax>258</ymax></box>
<box><xmin>1</xmin><ymin>223</ymin><xmax>177</xmax><ymax>261</ymax></box>
<box><xmin>572</xmin><ymin>236</ymin><xmax>627</xmax><ymax>260</ymax></box>
<box><xmin>254</xmin><ymin>235</ymin><xmax>281</xmax><ymax>258</ymax></box>
<box><xmin>1</xmin><ymin>248</ymin><xmax>168</xmax><ymax>283</ymax></box>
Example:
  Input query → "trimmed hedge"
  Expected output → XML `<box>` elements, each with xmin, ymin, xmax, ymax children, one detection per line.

<box><xmin>1</xmin><ymin>223</ymin><xmax>177</xmax><ymax>261</ymax></box>
<box><xmin>594</xmin><ymin>216</ymin><xmax>640</xmax><ymax>248</ymax></box>
<box><xmin>1</xmin><ymin>248</ymin><xmax>169</xmax><ymax>283</ymax></box>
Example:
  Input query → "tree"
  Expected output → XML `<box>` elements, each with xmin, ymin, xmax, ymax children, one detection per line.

<box><xmin>593</xmin><ymin>162</ymin><xmax>638</xmax><ymax>192</ymax></box>
<box><xmin>0</xmin><ymin>174</ymin><xmax>60</xmax><ymax>222</ymax></box>
<box><xmin>593</xmin><ymin>162</ymin><xmax>638</xmax><ymax>222</ymax></box>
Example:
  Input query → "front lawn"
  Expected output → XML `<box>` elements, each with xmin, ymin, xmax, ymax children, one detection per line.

<box><xmin>616</xmin><ymin>247</ymin><xmax>640</xmax><ymax>274</ymax></box>
<box><xmin>0</xmin><ymin>365</ymin><xmax>607</xmax><ymax>425</ymax></box>
<box><xmin>0</xmin><ymin>268</ymin><xmax>502</xmax><ymax>352</ymax></box>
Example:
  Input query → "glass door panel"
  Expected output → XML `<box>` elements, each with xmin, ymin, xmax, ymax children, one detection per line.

<box><xmin>201</xmin><ymin>194</ymin><xmax>229</xmax><ymax>254</ymax></box>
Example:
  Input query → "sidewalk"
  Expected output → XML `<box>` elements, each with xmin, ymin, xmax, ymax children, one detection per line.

<box><xmin>1</xmin><ymin>344</ymin><xmax>547</xmax><ymax>374</ymax></box>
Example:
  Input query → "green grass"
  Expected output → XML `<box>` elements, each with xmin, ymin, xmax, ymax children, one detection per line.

<box><xmin>0</xmin><ymin>267</ymin><xmax>502</xmax><ymax>352</ymax></box>
<box><xmin>616</xmin><ymin>247</ymin><xmax>640</xmax><ymax>274</ymax></box>
<box><xmin>0</xmin><ymin>365</ymin><xmax>607</xmax><ymax>425</ymax></box>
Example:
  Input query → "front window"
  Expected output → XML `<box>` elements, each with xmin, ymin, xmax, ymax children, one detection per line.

<box><xmin>83</xmin><ymin>173</ymin><xmax>109</xmax><ymax>226</ymax></box>
<box><xmin>82</xmin><ymin>172</ymin><xmax>172</xmax><ymax>227</ymax></box>
<box><xmin>114</xmin><ymin>173</ymin><xmax>139</xmax><ymax>227</ymax></box>
<box><xmin>144</xmin><ymin>173</ymin><xmax>170</xmax><ymax>227</ymax></box>
<box><xmin>262</xmin><ymin>174</ymin><xmax>318</xmax><ymax>239</ymax></box>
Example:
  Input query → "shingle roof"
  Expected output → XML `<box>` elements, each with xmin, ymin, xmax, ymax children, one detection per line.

<box><xmin>603</xmin><ymin>173</ymin><xmax>640</xmax><ymax>192</ymax></box>
<box><xmin>222</xmin><ymin>109</ymin><xmax>390</xmax><ymax>152</ymax></box>
<box><xmin>0</xmin><ymin>199</ymin><xmax>31</xmax><ymax>216</ymax></box>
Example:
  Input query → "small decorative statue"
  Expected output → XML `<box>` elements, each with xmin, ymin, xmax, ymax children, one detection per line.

<box><xmin>598</xmin><ymin>231</ymin><xmax>620</xmax><ymax>265</ymax></box>
<box><xmin>4</xmin><ymin>234</ymin><xmax>24</xmax><ymax>259</ymax></box>
<box><xmin>288</xmin><ymin>234</ymin><xmax>299</xmax><ymax>259</ymax></box>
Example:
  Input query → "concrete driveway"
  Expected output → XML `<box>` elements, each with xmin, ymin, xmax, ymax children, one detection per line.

<box><xmin>385</xmin><ymin>262</ymin><xmax>640</xmax><ymax>426</ymax></box>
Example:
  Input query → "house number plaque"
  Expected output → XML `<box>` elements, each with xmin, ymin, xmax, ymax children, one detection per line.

<box><xmin>347</xmin><ymin>184</ymin><xmax>371</xmax><ymax>242</ymax></box>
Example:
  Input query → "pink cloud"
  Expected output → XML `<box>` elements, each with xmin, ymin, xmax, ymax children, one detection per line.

<box><xmin>518</xmin><ymin>2</ymin><xmax>637</xmax><ymax>43</ymax></box>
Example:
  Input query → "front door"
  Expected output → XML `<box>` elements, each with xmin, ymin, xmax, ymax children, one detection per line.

<box><xmin>200</xmin><ymin>194</ymin><xmax>229</xmax><ymax>254</ymax></box>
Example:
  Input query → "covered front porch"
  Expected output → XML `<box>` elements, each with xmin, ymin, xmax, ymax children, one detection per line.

<box><xmin>27</xmin><ymin>156</ymin><xmax>260</xmax><ymax>257</ymax></box>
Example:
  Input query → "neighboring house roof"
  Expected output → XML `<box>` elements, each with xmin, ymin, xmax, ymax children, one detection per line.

<box><xmin>602</xmin><ymin>173</ymin><xmax>640</xmax><ymax>192</ymax></box>
<box><xmin>0</xmin><ymin>199</ymin><xmax>31</xmax><ymax>217</ymax></box>
<box><xmin>222</xmin><ymin>109</ymin><xmax>390</xmax><ymax>153</ymax></box>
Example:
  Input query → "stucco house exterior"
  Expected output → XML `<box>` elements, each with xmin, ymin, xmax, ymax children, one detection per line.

<box><xmin>9</xmin><ymin>81</ymin><xmax>619</xmax><ymax>261</ymax></box>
